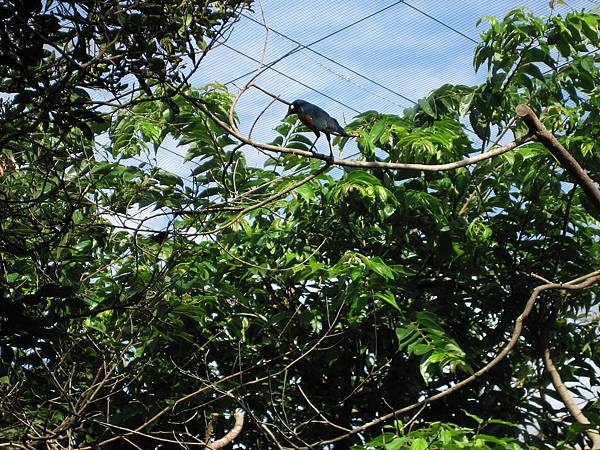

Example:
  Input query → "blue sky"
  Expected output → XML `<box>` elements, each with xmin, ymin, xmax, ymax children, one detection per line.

<box><xmin>111</xmin><ymin>1</ymin><xmax>599</xmax><ymax>236</ymax></box>
<box><xmin>153</xmin><ymin>0</ymin><xmax>597</xmax><ymax>178</ymax></box>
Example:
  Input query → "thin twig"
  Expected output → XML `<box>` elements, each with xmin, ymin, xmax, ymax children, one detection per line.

<box><xmin>252</xmin><ymin>84</ymin><xmax>292</xmax><ymax>105</ymax></box>
<box><xmin>297</xmin><ymin>385</ymin><xmax>352</xmax><ymax>433</ymax></box>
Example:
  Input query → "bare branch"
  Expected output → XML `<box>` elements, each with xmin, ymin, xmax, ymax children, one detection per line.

<box><xmin>516</xmin><ymin>104</ymin><xmax>600</xmax><ymax>213</ymax></box>
<box><xmin>542</xmin><ymin>342</ymin><xmax>600</xmax><ymax>449</ymax></box>
<box><xmin>203</xmin><ymin>413</ymin><xmax>219</xmax><ymax>449</ymax></box>
<box><xmin>253</xmin><ymin>84</ymin><xmax>292</xmax><ymax>106</ymax></box>
<box><xmin>205</xmin><ymin>410</ymin><xmax>245</xmax><ymax>450</ymax></box>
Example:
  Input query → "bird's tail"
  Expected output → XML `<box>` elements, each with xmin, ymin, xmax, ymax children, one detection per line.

<box><xmin>332</xmin><ymin>130</ymin><xmax>357</xmax><ymax>138</ymax></box>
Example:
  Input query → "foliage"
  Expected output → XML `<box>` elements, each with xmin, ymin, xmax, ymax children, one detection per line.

<box><xmin>1</xmin><ymin>3</ymin><xmax>599</xmax><ymax>449</ymax></box>
<box><xmin>363</xmin><ymin>412</ymin><xmax>523</xmax><ymax>450</ymax></box>
<box><xmin>396</xmin><ymin>311</ymin><xmax>472</xmax><ymax>384</ymax></box>
<box><xmin>0</xmin><ymin>0</ymin><xmax>249</xmax><ymax>144</ymax></box>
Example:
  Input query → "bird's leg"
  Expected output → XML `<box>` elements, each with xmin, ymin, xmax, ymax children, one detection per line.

<box><xmin>308</xmin><ymin>131</ymin><xmax>320</xmax><ymax>154</ymax></box>
<box><xmin>325</xmin><ymin>133</ymin><xmax>334</xmax><ymax>163</ymax></box>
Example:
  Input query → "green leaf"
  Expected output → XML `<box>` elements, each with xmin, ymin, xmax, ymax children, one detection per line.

<box><xmin>376</xmin><ymin>291</ymin><xmax>401</xmax><ymax>312</ymax></box>
<box><xmin>459</xmin><ymin>92</ymin><xmax>474</xmax><ymax>118</ymax></box>
<box><xmin>155</xmin><ymin>170</ymin><xmax>183</xmax><ymax>186</ymax></box>
<box><xmin>410</xmin><ymin>437</ymin><xmax>428</xmax><ymax>450</ymax></box>
<box><xmin>466</xmin><ymin>219</ymin><xmax>493</xmax><ymax>241</ymax></box>
<box><xmin>359</xmin><ymin>255</ymin><xmax>395</xmax><ymax>280</ymax></box>
<box><xmin>396</xmin><ymin>326</ymin><xmax>415</xmax><ymax>344</ymax></box>
<box><xmin>370</xmin><ymin>121</ymin><xmax>385</xmax><ymax>141</ymax></box>
<box><xmin>345</xmin><ymin>170</ymin><xmax>381</xmax><ymax>186</ymax></box>
<box><xmin>384</xmin><ymin>437</ymin><xmax>405</xmax><ymax>450</ymax></box>
<box><xmin>440</xmin><ymin>429</ymin><xmax>453</xmax><ymax>444</ymax></box>
<box><xmin>418</xmin><ymin>98</ymin><xmax>435</xmax><ymax>117</ymax></box>
<box><xmin>191</xmin><ymin>158</ymin><xmax>218</xmax><ymax>176</ymax></box>
<box><xmin>463</xmin><ymin>410</ymin><xmax>484</xmax><ymax>425</ymax></box>
<box><xmin>474</xmin><ymin>45</ymin><xmax>492</xmax><ymax>71</ymax></box>
<box><xmin>296</xmin><ymin>183</ymin><xmax>316</xmax><ymax>202</ymax></box>
<box><xmin>411</xmin><ymin>343</ymin><xmax>431</xmax><ymax>356</ymax></box>
<box><xmin>520</xmin><ymin>63</ymin><xmax>545</xmax><ymax>82</ymax></box>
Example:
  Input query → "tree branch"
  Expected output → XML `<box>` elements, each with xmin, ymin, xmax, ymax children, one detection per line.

<box><xmin>189</xmin><ymin>94</ymin><xmax>534</xmax><ymax>171</ymax></box>
<box><xmin>203</xmin><ymin>413</ymin><xmax>219</xmax><ymax>449</ymax></box>
<box><xmin>205</xmin><ymin>410</ymin><xmax>245</xmax><ymax>450</ymax></box>
<box><xmin>542</xmin><ymin>342</ymin><xmax>600</xmax><ymax>449</ymax></box>
<box><xmin>516</xmin><ymin>104</ymin><xmax>600</xmax><ymax>213</ymax></box>
<box><xmin>302</xmin><ymin>269</ymin><xmax>600</xmax><ymax>448</ymax></box>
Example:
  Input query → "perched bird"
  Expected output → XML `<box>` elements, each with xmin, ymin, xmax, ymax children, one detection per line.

<box><xmin>285</xmin><ymin>99</ymin><xmax>353</xmax><ymax>159</ymax></box>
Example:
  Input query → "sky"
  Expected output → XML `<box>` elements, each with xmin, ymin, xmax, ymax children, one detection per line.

<box><xmin>151</xmin><ymin>0</ymin><xmax>598</xmax><ymax>176</ymax></box>
<box><xmin>103</xmin><ymin>0</ymin><xmax>599</xmax><ymax>229</ymax></box>
<box><xmin>105</xmin><ymin>0</ymin><xmax>598</xmax><ymax>235</ymax></box>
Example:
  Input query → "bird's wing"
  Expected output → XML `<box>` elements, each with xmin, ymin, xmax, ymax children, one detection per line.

<box><xmin>300</xmin><ymin>113</ymin><xmax>315</xmax><ymax>128</ymax></box>
<box><xmin>326</xmin><ymin>117</ymin><xmax>348</xmax><ymax>136</ymax></box>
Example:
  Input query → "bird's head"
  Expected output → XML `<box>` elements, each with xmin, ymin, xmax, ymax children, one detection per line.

<box><xmin>285</xmin><ymin>99</ymin><xmax>305</xmax><ymax>117</ymax></box>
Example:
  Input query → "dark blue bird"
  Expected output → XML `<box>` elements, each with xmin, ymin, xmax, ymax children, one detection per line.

<box><xmin>285</xmin><ymin>99</ymin><xmax>353</xmax><ymax>158</ymax></box>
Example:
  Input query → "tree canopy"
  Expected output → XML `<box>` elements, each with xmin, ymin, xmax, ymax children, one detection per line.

<box><xmin>1</xmin><ymin>1</ymin><xmax>600</xmax><ymax>449</ymax></box>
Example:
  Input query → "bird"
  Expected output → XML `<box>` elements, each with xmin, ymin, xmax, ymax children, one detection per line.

<box><xmin>285</xmin><ymin>99</ymin><xmax>353</xmax><ymax>159</ymax></box>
